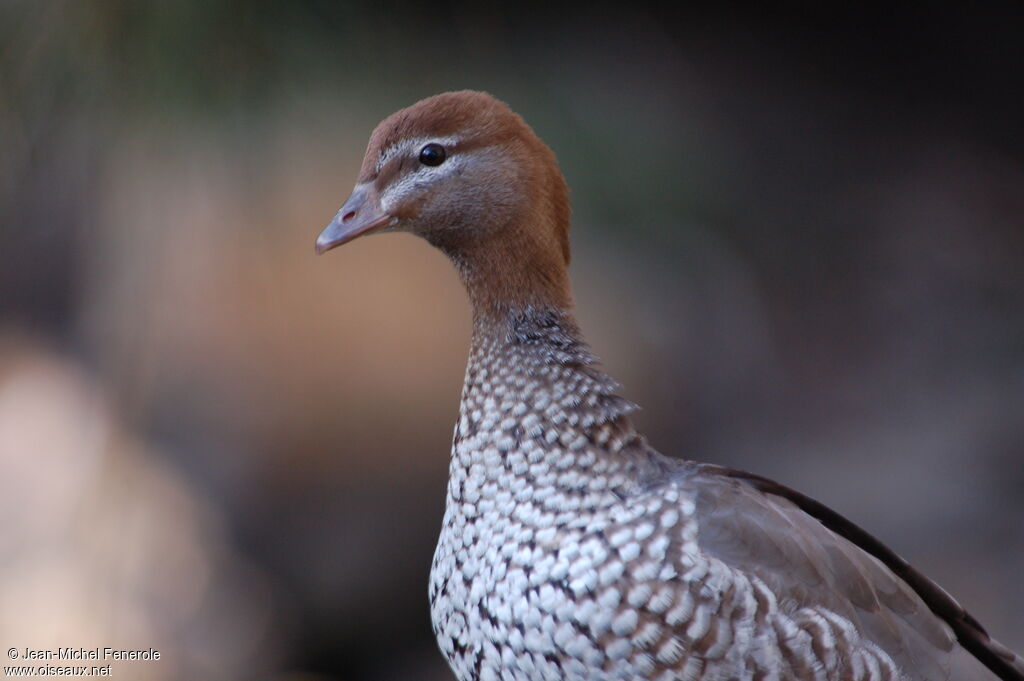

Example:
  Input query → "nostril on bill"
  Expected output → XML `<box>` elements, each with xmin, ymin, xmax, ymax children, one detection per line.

<box><xmin>342</xmin><ymin>210</ymin><xmax>356</xmax><ymax>222</ymax></box>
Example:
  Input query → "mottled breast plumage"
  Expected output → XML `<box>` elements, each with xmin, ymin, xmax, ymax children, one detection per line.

<box><xmin>427</xmin><ymin>311</ymin><xmax>997</xmax><ymax>681</ymax></box>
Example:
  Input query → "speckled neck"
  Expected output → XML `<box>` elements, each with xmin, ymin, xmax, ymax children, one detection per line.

<box><xmin>451</xmin><ymin>306</ymin><xmax>667</xmax><ymax>503</ymax></box>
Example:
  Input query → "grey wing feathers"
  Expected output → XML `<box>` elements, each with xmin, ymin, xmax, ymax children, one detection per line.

<box><xmin>689</xmin><ymin>464</ymin><xmax>1024</xmax><ymax>681</ymax></box>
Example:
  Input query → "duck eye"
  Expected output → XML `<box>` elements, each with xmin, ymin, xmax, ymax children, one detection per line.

<box><xmin>419</xmin><ymin>143</ymin><xmax>447</xmax><ymax>166</ymax></box>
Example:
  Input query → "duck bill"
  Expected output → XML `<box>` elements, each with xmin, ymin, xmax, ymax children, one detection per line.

<box><xmin>315</xmin><ymin>183</ymin><xmax>393</xmax><ymax>254</ymax></box>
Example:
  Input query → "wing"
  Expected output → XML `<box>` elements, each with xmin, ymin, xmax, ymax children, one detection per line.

<box><xmin>681</xmin><ymin>464</ymin><xmax>1024</xmax><ymax>681</ymax></box>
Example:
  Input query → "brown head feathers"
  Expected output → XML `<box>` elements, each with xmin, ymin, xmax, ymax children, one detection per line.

<box><xmin>322</xmin><ymin>91</ymin><xmax>574</xmax><ymax>318</ymax></box>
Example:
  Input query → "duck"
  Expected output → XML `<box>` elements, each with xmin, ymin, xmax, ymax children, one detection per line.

<box><xmin>315</xmin><ymin>90</ymin><xmax>1024</xmax><ymax>681</ymax></box>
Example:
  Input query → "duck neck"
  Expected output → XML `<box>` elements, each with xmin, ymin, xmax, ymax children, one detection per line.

<box><xmin>452</xmin><ymin>302</ymin><xmax>659</xmax><ymax>493</ymax></box>
<box><xmin>445</xmin><ymin>243</ymin><xmax>573</xmax><ymax>324</ymax></box>
<box><xmin>429</xmin><ymin>184</ymin><xmax>575</xmax><ymax>319</ymax></box>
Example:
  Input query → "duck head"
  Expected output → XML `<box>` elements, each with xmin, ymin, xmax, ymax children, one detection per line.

<box><xmin>316</xmin><ymin>91</ymin><xmax>574</xmax><ymax>314</ymax></box>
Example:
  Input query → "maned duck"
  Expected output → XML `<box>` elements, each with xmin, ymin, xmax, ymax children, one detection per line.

<box><xmin>315</xmin><ymin>91</ymin><xmax>1023</xmax><ymax>681</ymax></box>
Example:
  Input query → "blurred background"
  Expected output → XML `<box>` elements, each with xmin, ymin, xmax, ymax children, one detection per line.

<box><xmin>2</xmin><ymin>2</ymin><xmax>1022</xmax><ymax>679</ymax></box>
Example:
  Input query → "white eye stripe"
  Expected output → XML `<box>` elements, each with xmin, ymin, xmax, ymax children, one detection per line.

<box><xmin>377</xmin><ymin>135</ymin><xmax>461</xmax><ymax>173</ymax></box>
<box><xmin>379</xmin><ymin>153</ymin><xmax>468</xmax><ymax>212</ymax></box>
